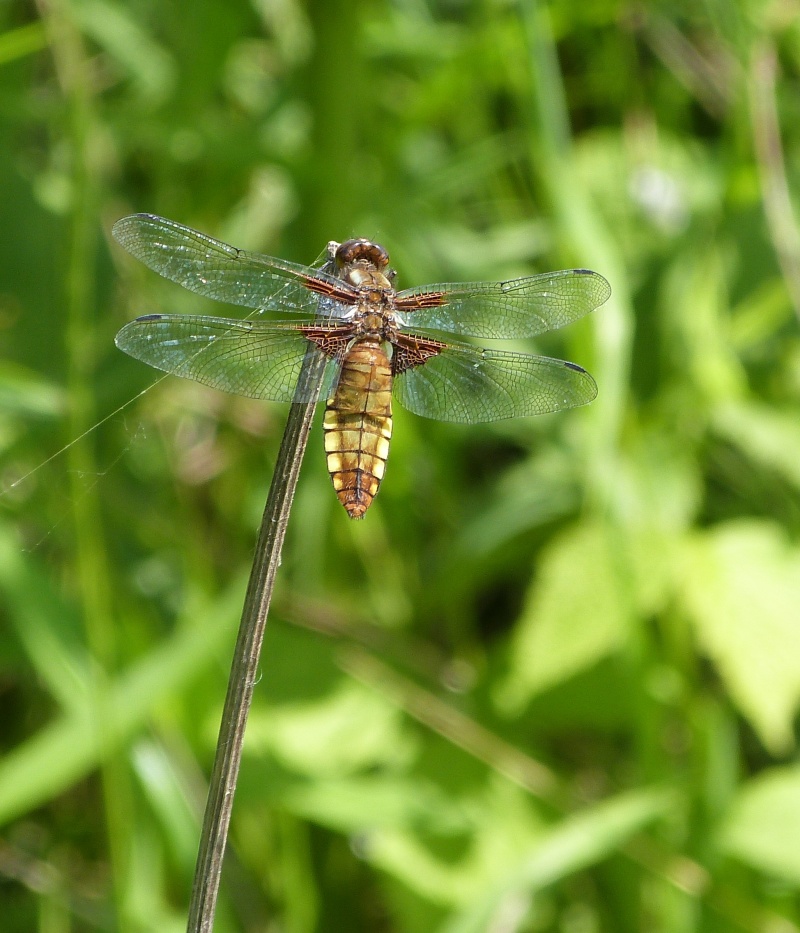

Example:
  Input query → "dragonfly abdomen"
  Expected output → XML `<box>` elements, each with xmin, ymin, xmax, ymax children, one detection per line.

<box><xmin>323</xmin><ymin>341</ymin><xmax>393</xmax><ymax>519</ymax></box>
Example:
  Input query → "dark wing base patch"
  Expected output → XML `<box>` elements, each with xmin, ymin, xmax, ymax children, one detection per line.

<box><xmin>391</xmin><ymin>332</ymin><xmax>445</xmax><ymax>375</ymax></box>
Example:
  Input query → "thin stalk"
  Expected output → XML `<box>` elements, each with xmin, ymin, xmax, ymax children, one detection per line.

<box><xmin>521</xmin><ymin>0</ymin><xmax>633</xmax><ymax>512</ymax></box>
<box><xmin>186</xmin><ymin>339</ymin><xmax>328</xmax><ymax>932</ymax></box>
<box><xmin>38</xmin><ymin>0</ymin><xmax>131</xmax><ymax>923</ymax></box>
<box><xmin>750</xmin><ymin>41</ymin><xmax>800</xmax><ymax>323</ymax></box>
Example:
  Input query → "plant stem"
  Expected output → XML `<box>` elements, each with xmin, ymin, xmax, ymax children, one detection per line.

<box><xmin>39</xmin><ymin>0</ymin><xmax>132</xmax><ymax>924</ymax></box>
<box><xmin>750</xmin><ymin>41</ymin><xmax>800</xmax><ymax>323</ymax></box>
<box><xmin>186</xmin><ymin>344</ymin><xmax>328</xmax><ymax>932</ymax></box>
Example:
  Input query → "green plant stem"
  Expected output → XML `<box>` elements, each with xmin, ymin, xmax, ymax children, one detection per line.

<box><xmin>749</xmin><ymin>41</ymin><xmax>800</xmax><ymax>323</ymax></box>
<box><xmin>186</xmin><ymin>345</ymin><xmax>328</xmax><ymax>933</ymax></box>
<box><xmin>522</xmin><ymin>0</ymin><xmax>633</xmax><ymax>511</ymax></box>
<box><xmin>38</xmin><ymin>0</ymin><xmax>131</xmax><ymax>924</ymax></box>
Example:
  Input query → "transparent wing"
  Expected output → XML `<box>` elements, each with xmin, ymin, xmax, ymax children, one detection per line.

<box><xmin>112</xmin><ymin>214</ymin><xmax>356</xmax><ymax>318</ymax></box>
<box><xmin>393</xmin><ymin>340</ymin><xmax>597</xmax><ymax>423</ymax></box>
<box><xmin>115</xmin><ymin>314</ymin><xmax>341</xmax><ymax>402</ymax></box>
<box><xmin>396</xmin><ymin>269</ymin><xmax>610</xmax><ymax>339</ymax></box>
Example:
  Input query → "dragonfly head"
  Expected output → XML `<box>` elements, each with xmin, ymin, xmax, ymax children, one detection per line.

<box><xmin>335</xmin><ymin>238</ymin><xmax>390</xmax><ymax>271</ymax></box>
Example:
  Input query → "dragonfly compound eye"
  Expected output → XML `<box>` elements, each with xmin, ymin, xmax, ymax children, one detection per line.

<box><xmin>336</xmin><ymin>239</ymin><xmax>390</xmax><ymax>270</ymax></box>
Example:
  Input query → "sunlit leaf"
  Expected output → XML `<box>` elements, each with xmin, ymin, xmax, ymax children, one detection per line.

<box><xmin>366</xmin><ymin>779</ymin><xmax>548</xmax><ymax>907</ymax></box>
<box><xmin>281</xmin><ymin>776</ymin><xmax>469</xmax><ymax>835</ymax></box>
<box><xmin>441</xmin><ymin>787</ymin><xmax>673</xmax><ymax>932</ymax></box>
<box><xmin>679</xmin><ymin>521</ymin><xmax>800</xmax><ymax>753</ymax></box>
<box><xmin>713</xmin><ymin>400</ymin><xmax>800</xmax><ymax>492</ymax></box>
<box><xmin>244</xmin><ymin>679</ymin><xmax>414</xmax><ymax>777</ymax></box>
<box><xmin>717</xmin><ymin>765</ymin><xmax>800</xmax><ymax>884</ymax></box>
<box><xmin>0</xmin><ymin>572</ymin><xmax>243</xmax><ymax>826</ymax></box>
<box><xmin>75</xmin><ymin>0</ymin><xmax>176</xmax><ymax>102</ymax></box>
<box><xmin>0</xmin><ymin>363</ymin><xmax>64</xmax><ymax>418</ymax></box>
<box><xmin>497</xmin><ymin>520</ymin><xmax>631</xmax><ymax>709</ymax></box>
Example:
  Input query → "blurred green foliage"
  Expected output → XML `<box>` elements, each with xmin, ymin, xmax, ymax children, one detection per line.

<box><xmin>2</xmin><ymin>0</ymin><xmax>800</xmax><ymax>930</ymax></box>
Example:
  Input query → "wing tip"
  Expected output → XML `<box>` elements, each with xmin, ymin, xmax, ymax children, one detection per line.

<box><xmin>560</xmin><ymin>359</ymin><xmax>598</xmax><ymax>406</ymax></box>
<box><xmin>112</xmin><ymin>213</ymin><xmax>167</xmax><ymax>245</ymax></box>
<box><xmin>572</xmin><ymin>268</ymin><xmax>612</xmax><ymax>306</ymax></box>
<box><xmin>114</xmin><ymin>314</ymin><xmax>163</xmax><ymax>350</ymax></box>
<box><xmin>111</xmin><ymin>215</ymin><xmax>133</xmax><ymax>244</ymax></box>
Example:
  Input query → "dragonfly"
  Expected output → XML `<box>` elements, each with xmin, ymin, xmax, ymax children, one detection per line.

<box><xmin>113</xmin><ymin>214</ymin><xmax>610</xmax><ymax>518</ymax></box>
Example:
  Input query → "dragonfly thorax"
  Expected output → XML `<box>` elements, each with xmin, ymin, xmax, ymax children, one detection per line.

<box><xmin>342</xmin><ymin>266</ymin><xmax>395</xmax><ymax>293</ymax></box>
<box><xmin>355</xmin><ymin>307</ymin><xmax>397</xmax><ymax>340</ymax></box>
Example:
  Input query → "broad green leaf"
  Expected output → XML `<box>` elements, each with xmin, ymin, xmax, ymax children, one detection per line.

<box><xmin>0</xmin><ymin>362</ymin><xmax>64</xmax><ymax>418</ymax></box>
<box><xmin>366</xmin><ymin>778</ymin><xmax>548</xmax><ymax>907</ymax></box>
<box><xmin>441</xmin><ymin>787</ymin><xmax>673</xmax><ymax>933</ymax></box>
<box><xmin>679</xmin><ymin>521</ymin><xmax>800</xmax><ymax>753</ymax></box>
<box><xmin>612</xmin><ymin>427</ymin><xmax>701</xmax><ymax>536</ymax></box>
<box><xmin>713</xmin><ymin>400</ymin><xmax>800</xmax><ymax>492</ymax></box>
<box><xmin>124</xmin><ymin>821</ymin><xmax>188</xmax><ymax>933</ymax></box>
<box><xmin>729</xmin><ymin>277</ymin><xmax>793</xmax><ymax>350</ymax></box>
<box><xmin>244</xmin><ymin>679</ymin><xmax>413</xmax><ymax>777</ymax></box>
<box><xmin>281</xmin><ymin>776</ymin><xmax>470</xmax><ymax>835</ymax></box>
<box><xmin>132</xmin><ymin>740</ymin><xmax>200</xmax><ymax>866</ymax></box>
<box><xmin>611</xmin><ymin>429</ymin><xmax>701</xmax><ymax>617</ymax></box>
<box><xmin>717</xmin><ymin>765</ymin><xmax>800</xmax><ymax>884</ymax></box>
<box><xmin>659</xmin><ymin>241</ymin><xmax>745</xmax><ymax>404</ymax></box>
<box><xmin>497</xmin><ymin>521</ymin><xmax>630</xmax><ymax>709</ymax></box>
<box><xmin>74</xmin><ymin>0</ymin><xmax>176</xmax><ymax>102</ymax></box>
<box><xmin>0</xmin><ymin>575</ymin><xmax>243</xmax><ymax>826</ymax></box>
<box><xmin>454</xmin><ymin>447</ymin><xmax>583</xmax><ymax>560</ymax></box>
<box><xmin>0</xmin><ymin>528</ymin><xmax>92</xmax><ymax>713</ymax></box>
<box><xmin>0</xmin><ymin>21</ymin><xmax>47</xmax><ymax>66</ymax></box>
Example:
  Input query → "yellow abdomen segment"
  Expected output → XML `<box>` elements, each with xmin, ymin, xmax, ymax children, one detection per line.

<box><xmin>324</xmin><ymin>341</ymin><xmax>393</xmax><ymax>519</ymax></box>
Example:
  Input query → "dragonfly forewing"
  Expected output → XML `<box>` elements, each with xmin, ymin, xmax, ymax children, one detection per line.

<box><xmin>396</xmin><ymin>268</ymin><xmax>610</xmax><ymax>339</ymax></box>
<box><xmin>112</xmin><ymin>214</ymin><xmax>356</xmax><ymax>318</ymax></box>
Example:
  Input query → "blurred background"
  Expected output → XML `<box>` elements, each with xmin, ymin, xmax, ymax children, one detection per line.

<box><xmin>2</xmin><ymin>0</ymin><xmax>800</xmax><ymax>930</ymax></box>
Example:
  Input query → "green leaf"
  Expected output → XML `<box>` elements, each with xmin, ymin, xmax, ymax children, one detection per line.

<box><xmin>245</xmin><ymin>679</ymin><xmax>413</xmax><ymax>777</ymax></box>
<box><xmin>73</xmin><ymin>0</ymin><xmax>176</xmax><ymax>103</ymax></box>
<box><xmin>281</xmin><ymin>776</ymin><xmax>469</xmax><ymax>835</ymax></box>
<box><xmin>713</xmin><ymin>400</ymin><xmax>800</xmax><ymax>492</ymax></box>
<box><xmin>441</xmin><ymin>787</ymin><xmax>673</xmax><ymax>933</ymax></box>
<box><xmin>0</xmin><ymin>528</ymin><xmax>91</xmax><ymax>713</ymax></box>
<box><xmin>0</xmin><ymin>22</ymin><xmax>47</xmax><ymax>66</ymax></box>
<box><xmin>0</xmin><ymin>572</ymin><xmax>243</xmax><ymax>826</ymax></box>
<box><xmin>717</xmin><ymin>765</ymin><xmax>800</xmax><ymax>883</ymax></box>
<box><xmin>679</xmin><ymin>521</ymin><xmax>800</xmax><ymax>753</ymax></box>
<box><xmin>366</xmin><ymin>779</ymin><xmax>549</xmax><ymax>907</ymax></box>
<box><xmin>0</xmin><ymin>362</ymin><xmax>64</xmax><ymax>418</ymax></box>
<box><xmin>497</xmin><ymin>521</ymin><xmax>630</xmax><ymax>709</ymax></box>
<box><xmin>132</xmin><ymin>739</ymin><xmax>200</xmax><ymax>867</ymax></box>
